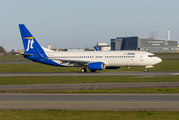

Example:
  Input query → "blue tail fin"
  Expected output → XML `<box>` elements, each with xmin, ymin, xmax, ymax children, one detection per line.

<box><xmin>19</xmin><ymin>24</ymin><xmax>48</xmax><ymax>59</ymax></box>
<box><xmin>94</xmin><ymin>46</ymin><xmax>98</xmax><ymax>51</ymax></box>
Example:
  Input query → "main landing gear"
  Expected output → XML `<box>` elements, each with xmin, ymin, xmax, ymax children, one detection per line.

<box><xmin>144</xmin><ymin>68</ymin><xmax>148</xmax><ymax>72</ymax></box>
<box><xmin>81</xmin><ymin>68</ymin><xmax>87</xmax><ymax>72</ymax></box>
<box><xmin>81</xmin><ymin>68</ymin><xmax>96</xmax><ymax>73</ymax></box>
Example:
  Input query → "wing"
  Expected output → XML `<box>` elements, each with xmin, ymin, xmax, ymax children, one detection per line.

<box><xmin>30</xmin><ymin>49</ymin><xmax>91</xmax><ymax>67</ymax></box>
<box><xmin>50</xmin><ymin>58</ymin><xmax>90</xmax><ymax>67</ymax></box>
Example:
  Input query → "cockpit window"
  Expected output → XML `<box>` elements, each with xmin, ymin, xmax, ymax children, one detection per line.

<box><xmin>148</xmin><ymin>55</ymin><xmax>156</xmax><ymax>57</ymax></box>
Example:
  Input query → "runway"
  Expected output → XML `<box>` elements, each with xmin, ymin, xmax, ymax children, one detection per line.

<box><xmin>0</xmin><ymin>71</ymin><xmax>179</xmax><ymax>111</ymax></box>
<box><xmin>0</xmin><ymin>93</ymin><xmax>179</xmax><ymax>111</ymax></box>
<box><xmin>1</xmin><ymin>82</ymin><xmax>179</xmax><ymax>91</ymax></box>
<box><xmin>0</xmin><ymin>71</ymin><xmax>179</xmax><ymax>76</ymax></box>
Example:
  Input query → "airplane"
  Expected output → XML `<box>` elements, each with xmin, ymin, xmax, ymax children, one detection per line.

<box><xmin>19</xmin><ymin>24</ymin><xmax>162</xmax><ymax>72</ymax></box>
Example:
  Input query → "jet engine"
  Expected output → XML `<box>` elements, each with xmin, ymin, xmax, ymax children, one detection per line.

<box><xmin>88</xmin><ymin>62</ymin><xmax>105</xmax><ymax>70</ymax></box>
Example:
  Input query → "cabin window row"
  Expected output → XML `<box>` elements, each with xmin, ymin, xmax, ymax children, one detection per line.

<box><xmin>49</xmin><ymin>56</ymin><xmax>94</xmax><ymax>59</ymax></box>
<box><xmin>105</xmin><ymin>56</ymin><xmax>135</xmax><ymax>58</ymax></box>
<box><xmin>49</xmin><ymin>56</ymin><xmax>135</xmax><ymax>59</ymax></box>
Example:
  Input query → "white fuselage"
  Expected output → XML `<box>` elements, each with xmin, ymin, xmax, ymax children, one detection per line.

<box><xmin>44</xmin><ymin>50</ymin><xmax>162</xmax><ymax>68</ymax></box>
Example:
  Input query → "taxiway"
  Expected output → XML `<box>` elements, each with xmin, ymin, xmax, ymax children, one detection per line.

<box><xmin>0</xmin><ymin>93</ymin><xmax>179</xmax><ymax>111</ymax></box>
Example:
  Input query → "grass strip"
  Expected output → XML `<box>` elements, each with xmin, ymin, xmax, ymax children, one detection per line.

<box><xmin>162</xmin><ymin>58</ymin><xmax>179</xmax><ymax>61</ymax></box>
<box><xmin>1</xmin><ymin>88</ymin><xmax>179</xmax><ymax>93</ymax></box>
<box><xmin>0</xmin><ymin>60</ymin><xmax>29</xmax><ymax>62</ymax></box>
<box><xmin>0</xmin><ymin>76</ymin><xmax>179</xmax><ymax>85</ymax></box>
<box><xmin>0</xmin><ymin>110</ymin><xmax>179</xmax><ymax>120</ymax></box>
<box><xmin>154</xmin><ymin>52</ymin><xmax>179</xmax><ymax>57</ymax></box>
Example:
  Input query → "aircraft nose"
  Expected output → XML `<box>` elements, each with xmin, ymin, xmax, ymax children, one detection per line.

<box><xmin>156</xmin><ymin>57</ymin><xmax>162</xmax><ymax>64</ymax></box>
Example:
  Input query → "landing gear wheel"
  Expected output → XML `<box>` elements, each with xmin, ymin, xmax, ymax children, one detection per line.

<box><xmin>81</xmin><ymin>68</ymin><xmax>87</xmax><ymax>73</ymax></box>
<box><xmin>144</xmin><ymin>68</ymin><xmax>148</xmax><ymax>72</ymax></box>
<box><xmin>90</xmin><ymin>70</ymin><xmax>96</xmax><ymax>72</ymax></box>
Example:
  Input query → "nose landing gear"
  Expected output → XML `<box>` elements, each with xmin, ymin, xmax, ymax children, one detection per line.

<box><xmin>144</xmin><ymin>65</ymin><xmax>154</xmax><ymax>72</ymax></box>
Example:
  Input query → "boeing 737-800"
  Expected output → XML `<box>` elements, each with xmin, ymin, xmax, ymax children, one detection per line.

<box><xmin>19</xmin><ymin>24</ymin><xmax>162</xmax><ymax>72</ymax></box>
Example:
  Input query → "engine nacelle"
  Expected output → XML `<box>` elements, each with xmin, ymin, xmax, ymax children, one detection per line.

<box><xmin>88</xmin><ymin>62</ymin><xmax>105</xmax><ymax>70</ymax></box>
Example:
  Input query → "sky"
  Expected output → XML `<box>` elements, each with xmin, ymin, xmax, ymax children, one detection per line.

<box><xmin>0</xmin><ymin>0</ymin><xmax>179</xmax><ymax>51</ymax></box>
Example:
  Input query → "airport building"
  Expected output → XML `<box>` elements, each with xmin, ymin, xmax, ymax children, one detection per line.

<box><xmin>96</xmin><ymin>43</ymin><xmax>111</xmax><ymax>51</ymax></box>
<box><xmin>63</xmin><ymin>48</ymin><xmax>85</xmax><ymax>51</ymax></box>
<box><xmin>111</xmin><ymin>36</ymin><xmax>179</xmax><ymax>52</ymax></box>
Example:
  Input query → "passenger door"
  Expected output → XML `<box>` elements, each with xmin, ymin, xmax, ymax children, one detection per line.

<box><xmin>140</xmin><ymin>54</ymin><xmax>144</xmax><ymax>61</ymax></box>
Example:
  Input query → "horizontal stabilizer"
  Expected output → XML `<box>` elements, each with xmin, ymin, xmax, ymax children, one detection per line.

<box><xmin>21</xmin><ymin>53</ymin><xmax>33</xmax><ymax>56</ymax></box>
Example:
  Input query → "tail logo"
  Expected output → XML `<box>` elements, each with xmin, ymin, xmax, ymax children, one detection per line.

<box><xmin>25</xmin><ymin>38</ymin><xmax>34</xmax><ymax>51</ymax></box>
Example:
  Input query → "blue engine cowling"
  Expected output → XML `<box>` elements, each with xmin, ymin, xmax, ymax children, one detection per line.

<box><xmin>88</xmin><ymin>62</ymin><xmax>105</xmax><ymax>70</ymax></box>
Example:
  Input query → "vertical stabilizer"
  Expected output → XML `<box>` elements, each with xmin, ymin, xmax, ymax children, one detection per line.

<box><xmin>19</xmin><ymin>24</ymin><xmax>48</xmax><ymax>58</ymax></box>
